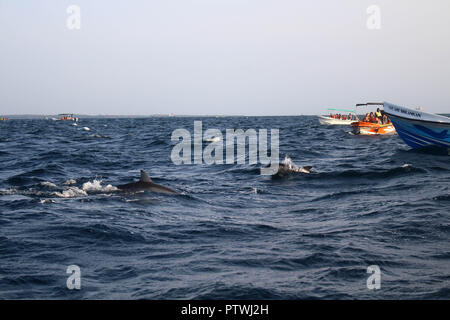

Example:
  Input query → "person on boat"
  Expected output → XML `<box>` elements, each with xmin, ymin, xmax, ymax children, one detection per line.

<box><xmin>363</xmin><ymin>113</ymin><xmax>370</xmax><ymax>122</ymax></box>
<box><xmin>375</xmin><ymin>108</ymin><xmax>383</xmax><ymax>122</ymax></box>
<box><xmin>348</xmin><ymin>113</ymin><xmax>353</xmax><ymax>121</ymax></box>
<box><xmin>376</xmin><ymin>108</ymin><xmax>382</xmax><ymax>117</ymax></box>
<box><xmin>372</xmin><ymin>112</ymin><xmax>379</xmax><ymax>123</ymax></box>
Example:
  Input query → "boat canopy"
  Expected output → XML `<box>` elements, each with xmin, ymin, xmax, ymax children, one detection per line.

<box><xmin>355</xmin><ymin>102</ymin><xmax>384</xmax><ymax>107</ymax></box>
<box><xmin>353</xmin><ymin>102</ymin><xmax>386</xmax><ymax>120</ymax></box>
<box><xmin>327</xmin><ymin>108</ymin><xmax>356</xmax><ymax>114</ymax></box>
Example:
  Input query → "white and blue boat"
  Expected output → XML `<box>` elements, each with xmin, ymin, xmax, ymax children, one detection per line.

<box><xmin>381</xmin><ymin>102</ymin><xmax>450</xmax><ymax>149</ymax></box>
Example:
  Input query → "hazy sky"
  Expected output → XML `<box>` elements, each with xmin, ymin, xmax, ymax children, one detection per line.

<box><xmin>1</xmin><ymin>0</ymin><xmax>450</xmax><ymax>115</ymax></box>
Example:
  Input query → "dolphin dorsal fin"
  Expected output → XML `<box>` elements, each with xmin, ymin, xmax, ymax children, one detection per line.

<box><xmin>140</xmin><ymin>170</ymin><xmax>152</xmax><ymax>182</ymax></box>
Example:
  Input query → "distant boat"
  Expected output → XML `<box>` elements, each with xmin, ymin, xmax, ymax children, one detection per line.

<box><xmin>0</xmin><ymin>117</ymin><xmax>7</xmax><ymax>121</ymax></box>
<box><xmin>318</xmin><ymin>108</ymin><xmax>356</xmax><ymax>125</ymax></box>
<box><xmin>318</xmin><ymin>115</ymin><xmax>355</xmax><ymax>125</ymax></box>
<box><xmin>57</xmin><ymin>114</ymin><xmax>78</xmax><ymax>121</ymax></box>
<box><xmin>382</xmin><ymin>101</ymin><xmax>450</xmax><ymax>149</ymax></box>
<box><xmin>58</xmin><ymin>114</ymin><xmax>74</xmax><ymax>121</ymax></box>
<box><xmin>348</xmin><ymin>102</ymin><xmax>395</xmax><ymax>135</ymax></box>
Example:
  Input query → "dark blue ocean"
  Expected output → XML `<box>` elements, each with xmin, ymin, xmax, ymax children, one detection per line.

<box><xmin>0</xmin><ymin>117</ymin><xmax>449</xmax><ymax>299</ymax></box>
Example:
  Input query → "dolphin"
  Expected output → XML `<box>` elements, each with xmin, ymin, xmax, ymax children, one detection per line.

<box><xmin>272</xmin><ymin>163</ymin><xmax>312</xmax><ymax>178</ymax></box>
<box><xmin>267</xmin><ymin>156</ymin><xmax>313</xmax><ymax>178</ymax></box>
<box><xmin>116</xmin><ymin>170</ymin><xmax>178</xmax><ymax>194</ymax></box>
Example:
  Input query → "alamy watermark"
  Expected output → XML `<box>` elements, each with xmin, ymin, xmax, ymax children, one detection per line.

<box><xmin>170</xmin><ymin>121</ymin><xmax>279</xmax><ymax>175</ymax></box>
<box><xmin>65</xmin><ymin>5</ymin><xmax>380</xmax><ymax>31</ymax></box>
<box><xmin>366</xmin><ymin>5</ymin><xmax>381</xmax><ymax>30</ymax></box>
<box><xmin>66</xmin><ymin>265</ymin><xmax>81</xmax><ymax>290</ymax></box>
<box><xmin>67</xmin><ymin>5</ymin><xmax>81</xmax><ymax>30</ymax></box>
<box><xmin>366</xmin><ymin>265</ymin><xmax>381</xmax><ymax>290</ymax></box>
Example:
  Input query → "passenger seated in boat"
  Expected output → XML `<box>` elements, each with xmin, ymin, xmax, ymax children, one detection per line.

<box><xmin>348</xmin><ymin>114</ymin><xmax>353</xmax><ymax>120</ymax></box>
<box><xmin>363</xmin><ymin>113</ymin><xmax>370</xmax><ymax>122</ymax></box>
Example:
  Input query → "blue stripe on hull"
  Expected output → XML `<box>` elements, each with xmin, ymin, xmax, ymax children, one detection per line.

<box><xmin>396</xmin><ymin>130</ymin><xmax>428</xmax><ymax>148</ymax></box>
<box><xmin>390</xmin><ymin>117</ymin><xmax>450</xmax><ymax>149</ymax></box>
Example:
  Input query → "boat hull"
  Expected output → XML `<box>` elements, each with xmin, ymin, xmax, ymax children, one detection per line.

<box><xmin>387</xmin><ymin>115</ymin><xmax>450</xmax><ymax>149</ymax></box>
<box><xmin>383</xmin><ymin>102</ymin><xmax>450</xmax><ymax>149</ymax></box>
<box><xmin>351</xmin><ymin>121</ymin><xmax>396</xmax><ymax>135</ymax></box>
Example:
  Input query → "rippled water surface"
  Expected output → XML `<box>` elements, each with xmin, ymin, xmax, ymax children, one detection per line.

<box><xmin>0</xmin><ymin>117</ymin><xmax>449</xmax><ymax>299</ymax></box>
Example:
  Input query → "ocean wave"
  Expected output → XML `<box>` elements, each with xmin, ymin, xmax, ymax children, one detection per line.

<box><xmin>1</xmin><ymin>116</ymin><xmax>448</xmax><ymax>299</ymax></box>
<box><xmin>309</xmin><ymin>164</ymin><xmax>427</xmax><ymax>180</ymax></box>
<box><xmin>433</xmin><ymin>194</ymin><xmax>450</xmax><ymax>201</ymax></box>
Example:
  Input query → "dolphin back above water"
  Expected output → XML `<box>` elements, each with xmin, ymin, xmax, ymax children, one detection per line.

<box><xmin>116</xmin><ymin>170</ymin><xmax>178</xmax><ymax>194</ymax></box>
<box><xmin>269</xmin><ymin>156</ymin><xmax>313</xmax><ymax>178</ymax></box>
<box><xmin>275</xmin><ymin>163</ymin><xmax>312</xmax><ymax>176</ymax></box>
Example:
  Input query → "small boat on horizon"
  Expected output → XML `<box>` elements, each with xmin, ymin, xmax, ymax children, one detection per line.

<box><xmin>0</xmin><ymin>117</ymin><xmax>7</xmax><ymax>121</ymax></box>
<box><xmin>55</xmin><ymin>114</ymin><xmax>78</xmax><ymax>121</ymax></box>
<box><xmin>318</xmin><ymin>108</ymin><xmax>357</xmax><ymax>125</ymax></box>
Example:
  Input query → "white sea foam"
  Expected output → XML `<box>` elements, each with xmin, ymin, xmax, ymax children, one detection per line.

<box><xmin>83</xmin><ymin>127</ymin><xmax>90</xmax><ymax>131</ymax></box>
<box><xmin>3</xmin><ymin>179</ymin><xmax>117</xmax><ymax>199</ymax></box>
<box><xmin>54</xmin><ymin>187</ymin><xmax>88</xmax><ymax>198</ymax></box>
<box><xmin>282</xmin><ymin>155</ymin><xmax>294</xmax><ymax>166</ymax></box>
<box><xmin>279</xmin><ymin>155</ymin><xmax>311</xmax><ymax>174</ymax></box>
<box><xmin>204</xmin><ymin>136</ymin><xmax>221</xmax><ymax>142</ymax></box>
<box><xmin>40</xmin><ymin>181</ymin><xmax>58</xmax><ymax>189</ymax></box>
<box><xmin>40</xmin><ymin>199</ymin><xmax>56</xmax><ymax>204</ymax></box>
<box><xmin>88</xmin><ymin>134</ymin><xmax>109</xmax><ymax>139</ymax></box>
<box><xmin>63</xmin><ymin>179</ymin><xmax>77</xmax><ymax>185</ymax></box>
<box><xmin>281</xmin><ymin>155</ymin><xmax>301</xmax><ymax>171</ymax></box>
<box><xmin>82</xmin><ymin>179</ymin><xmax>118</xmax><ymax>193</ymax></box>
<box><xmin>0</xmin><ymin>188</ymin><xmax>17</xmax><ymax>196</ymax></box>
